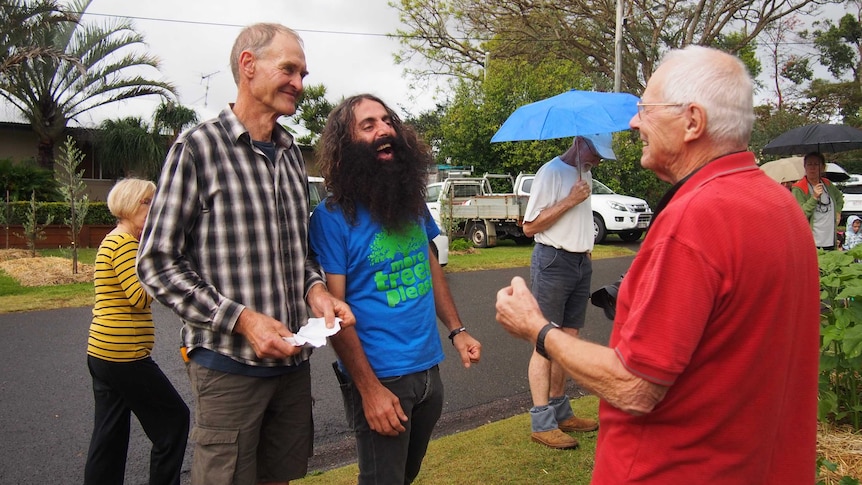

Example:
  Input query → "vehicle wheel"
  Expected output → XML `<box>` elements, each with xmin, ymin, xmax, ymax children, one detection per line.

<box><xmin>470</xmin><ymin>223</ymin><xmax>489</xmax><ymax>248</ymax></box>
<box><xmin>593</xmin><ymin>214</ymin><xmax>607</xmax><ymax>244</ymax></box>
<box><xmin>619</xmin><ymin>230</ymin><xmax>643</xmax><ymax>242</ymax></box>
<box><xmin>513</xmin><ymin>235</ymin><xmax>533</xmax><ymax>246</ymax></box>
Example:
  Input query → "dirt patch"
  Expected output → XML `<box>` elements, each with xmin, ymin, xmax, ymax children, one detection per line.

<box><xmin>0</xmin><ymin>250</ymin><xmax>93</xmax><ymax>286</ymax></box>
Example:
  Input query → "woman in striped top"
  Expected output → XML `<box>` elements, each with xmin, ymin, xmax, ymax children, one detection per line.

<box><xmin>85</xmin><ymin>178</ymin><xmax>189</xmax><ymax>485</ymax></box>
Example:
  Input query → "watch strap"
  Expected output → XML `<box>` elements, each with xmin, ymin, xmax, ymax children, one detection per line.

<box><xmin>535</xmin><ymin>322</ymin><xmax>561</xmax><ymax>359</ymax></box>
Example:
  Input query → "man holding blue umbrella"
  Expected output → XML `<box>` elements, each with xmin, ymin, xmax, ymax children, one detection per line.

<box><xmin>521</xmin><ymin>134</ymin><xmax>614</xmax><ymax>449</ymax></box>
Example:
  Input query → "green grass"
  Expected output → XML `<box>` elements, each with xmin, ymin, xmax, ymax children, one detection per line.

<box><xmin>297</xmin><ymin>396</ymin><xmax>600</xmax><ymax>485</ymax></box>
<box><xmin>444</xmin><ymin>238</ymin><xmax>636</xmax><ymax>272</ymax></box>
<box><xmin>0</xmin><ymin>248</ymin><xmax>97</xmax><ymax>312</ymax></box>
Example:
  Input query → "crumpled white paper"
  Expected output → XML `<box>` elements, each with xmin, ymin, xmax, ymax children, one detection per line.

<box><xmin>283</xmin><ymin>317</ymin><xmax>342</xmax><ymax>348</ymax></box>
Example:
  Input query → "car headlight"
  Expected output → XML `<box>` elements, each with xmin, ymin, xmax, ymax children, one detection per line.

<box><xmin>606</xmin><ymin>201</ymin><xmax>629</xmax><ymax>212</ymax></box>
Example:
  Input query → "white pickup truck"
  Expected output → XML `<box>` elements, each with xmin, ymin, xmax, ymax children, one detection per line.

<box><xmin>426</xmin><ymin>173</ymin><xmax>652</xmax><ymax>247</ymax></box>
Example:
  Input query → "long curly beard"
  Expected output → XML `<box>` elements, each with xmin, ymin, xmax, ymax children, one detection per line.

<box><xmin>332</xmin><ymin>136</ymin><xmax>430</xmax><ymax>231</ymax></box>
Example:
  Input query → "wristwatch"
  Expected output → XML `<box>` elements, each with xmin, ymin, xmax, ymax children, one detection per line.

<box><xmin>535</xmin><ymin>322</ymin><xmax>561</xmax><ymax>359</ymax></box>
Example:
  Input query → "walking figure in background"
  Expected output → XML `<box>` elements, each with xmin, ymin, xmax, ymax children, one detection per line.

<box><xmin>85</xmin><ymin>178</ymin><xmax>189</xmax><ymax>485</ymax></box>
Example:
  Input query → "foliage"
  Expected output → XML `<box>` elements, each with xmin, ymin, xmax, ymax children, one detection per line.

<box><xmin>0</xmin><ymin>0</ymin><xmax>80</xmax><ymax>76</ymax></box>
<box><xmin>97</xmin><ymin>117</ymin><xmax>165</xmax><ymax>179</ymax></box>
<box><xmin>55</xmin><ymin>136</ymin><xmax>88</xmax><ymax>272</ymax></box>
<box><xmin>0</xmin><ymin>0</ymin><xmax>175</xmax><ymax>169</ymax></box>
<box><xmin>817</xmin><ymin>248</ymin><xmax>862</xmax><ymax>430</ymax></box>
<box><xmin>14</xmin><ymin>191</ymin><xmax>53</xmax><ymax>257</ymax></box>
<box><xmin>290</xmin><ymin>83</ymin><xmax>335</xmax><ymax>146</ymax></box>
<box><xmin>391</xmin><ymin>0</ymin><xmax>828</xmax><ymax>95</ymax></box>
<box><xmin>808</xmin><ymin>12</ymin><xmax>862</xmax><ymax>126</ymax></box>
<box><xmin>3</xmin><ymin>200</ymin><xmax>111</xmax><ymax>225</ymax></box>
<box><xmin>0</xmin><ymin>158</ymin><xmax>61</xmax><ymax>201</ymax></box>
<box><xmin>433</xmin><ymin>57</ymin><xmax>588</xmax><ymax>176</ymax></box>
<box><xmin>153</xmin><ymin>101</ymin><xmax>198</xmax><ymax>146</ymax></box>
<box><xmin>593</xmin><ymin>132</ymin><xmax>668</xmax><ymax>211</ymax></box>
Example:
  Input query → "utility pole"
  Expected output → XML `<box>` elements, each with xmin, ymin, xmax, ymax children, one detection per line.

<box><xmin>614</xmin><ymin>0</ymin><xmax>623</xmax><ymax>92</ymax></box>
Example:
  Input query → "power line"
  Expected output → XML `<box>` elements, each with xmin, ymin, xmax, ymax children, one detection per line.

<box><xmin>82</xmin><ymin>11</ymin><xmax>399</xmax><ymax>39</ymax></box>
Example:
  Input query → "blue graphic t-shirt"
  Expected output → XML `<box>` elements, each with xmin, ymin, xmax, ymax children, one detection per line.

<box><xmin>309</xmin><ymin>201</ymin><xmax>443</xmax><ymax>378</ymax></box>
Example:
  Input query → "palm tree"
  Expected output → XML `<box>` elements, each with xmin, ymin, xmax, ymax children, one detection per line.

<box><xmin>0</xmin><ymin>0</ymin><xmax>176</xmax><ymax>170</ymax></box>
<box><xmin>153</xmin><ymin>101</ymin><xmax>199</xmax><ymax>147</ymax></box>
<box><xmin>97</xmin><ymin>117</ymin><xmax>164</xmax><ymax>180</ymax></box>
<box><xmin>0</xmin><ymin>0</ymin><xmax>81</xmax><ymax>77</ymax></box>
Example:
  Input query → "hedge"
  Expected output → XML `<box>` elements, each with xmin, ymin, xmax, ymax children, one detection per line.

<box><xmin>1</xmin><ymin>201</ymin><xmax>114</xmax><ymax>225</ymax></box>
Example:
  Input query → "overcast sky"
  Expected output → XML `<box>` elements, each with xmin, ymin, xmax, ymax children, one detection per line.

<box><xmin>1</xmin><ymin>0</ymin><xmax>443</xmax><ymax>127</ymax></box>
<box><xmin>0</xmin><ymin>1</ymin><xmax>854</xmax><ymax>129</ymax></box>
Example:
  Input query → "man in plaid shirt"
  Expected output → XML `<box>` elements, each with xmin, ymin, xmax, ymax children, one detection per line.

<box><xmin>138</xmin><ymin>23</ymin><xmax>353</xmax><ymax>485</ymax></box>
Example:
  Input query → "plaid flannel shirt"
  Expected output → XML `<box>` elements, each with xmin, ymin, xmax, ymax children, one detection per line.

<box><xmin>137</xmin><ymin>106</ymin><xmax>324</xmax><ymax>366</ymax></box>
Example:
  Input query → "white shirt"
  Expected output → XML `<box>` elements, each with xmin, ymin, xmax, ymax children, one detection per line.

<box><xmin>524</xmin><ymin>157</ymin><xmax>594</xmax><ymax>253</ymax></box>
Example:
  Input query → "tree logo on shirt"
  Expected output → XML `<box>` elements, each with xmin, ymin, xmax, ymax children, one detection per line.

<box><xmin>369</xmin><ymin>224</ymin><xmax>433</xmax><ymax>307</ymax></box>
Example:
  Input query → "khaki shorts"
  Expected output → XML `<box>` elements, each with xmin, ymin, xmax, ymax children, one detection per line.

<box><xmin>187</xmin><ymin>360</ymin><xmax>313</xmax><ymax>485</ymax></box>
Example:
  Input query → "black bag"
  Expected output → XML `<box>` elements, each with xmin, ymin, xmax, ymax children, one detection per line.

<box><xmin>590</xmin><ymin>275</ymin><xmax>623</xmax><ymax>321</ymax></box>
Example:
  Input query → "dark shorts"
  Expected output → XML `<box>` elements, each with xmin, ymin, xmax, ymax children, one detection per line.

<box><xmin>530</xmin><ymin>243</ymin><xmax>593</xmax><ymax>329</ymax></box>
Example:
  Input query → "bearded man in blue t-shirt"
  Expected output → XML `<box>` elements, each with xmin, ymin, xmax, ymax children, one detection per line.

<box><xmin>309</xmin><ymin>94</ymin><xmax>482</xmax><ymax>485</ymax></box>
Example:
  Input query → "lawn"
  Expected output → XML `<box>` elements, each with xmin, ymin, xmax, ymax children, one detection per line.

<box><xmin>0</xmin><ymin>242</ymin><xmax>636</xmax><ymax>313</ymax></box>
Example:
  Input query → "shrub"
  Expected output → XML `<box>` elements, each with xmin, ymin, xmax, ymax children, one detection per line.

<box><xmin>817</xmin><ymin>248</ymin><xmax>862</xmax><ymax>429</ymax></box>
<box><xmin>1</xmin><ymin>201</ymin><xmax>113</xmax><ymax>225</ymax></box>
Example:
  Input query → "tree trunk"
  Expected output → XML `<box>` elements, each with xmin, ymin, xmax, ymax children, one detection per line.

<box><xmin>37</xmin><ymin>139</ymin><xmax>55</xmax><ymax>171</ymax></box>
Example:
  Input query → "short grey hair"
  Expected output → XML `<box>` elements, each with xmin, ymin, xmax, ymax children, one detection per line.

<box><xmin>657</xmin><ymin>45</ymin><xmax>754</xmax><ymax>147</ymax></box>
<box><xmin>229</xmin><ymin>23</ymin><xmax>303</xmax><ymax>84</ymax></box>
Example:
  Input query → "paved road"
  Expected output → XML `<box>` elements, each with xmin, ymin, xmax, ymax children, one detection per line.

<box><xmin>0</xmin><ymin>255</ymin><xmax>634</xmax><ymax>485</ymax></box>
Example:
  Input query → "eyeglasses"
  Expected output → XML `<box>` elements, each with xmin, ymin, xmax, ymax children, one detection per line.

<box><xmin>636</xmin><ymin>102</ymin><xmax>685</xmax><ymax>119</ymax></box>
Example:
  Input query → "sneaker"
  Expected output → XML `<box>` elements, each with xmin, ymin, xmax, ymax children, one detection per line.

<box><xmin>531</xmin><ymin>429</ymin><xmax>579</xmax><ymax>449</ymax></box>
<box><xmin>558</xmin><ymin>416</ymin><xmax>599</xmax><ymax>432</ymax></box>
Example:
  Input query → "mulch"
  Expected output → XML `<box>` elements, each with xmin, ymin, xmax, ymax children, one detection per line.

<box><xmin>0</xmin><ymin>249</ymin><xmax>93</xmax><ymax>286</ymax></box>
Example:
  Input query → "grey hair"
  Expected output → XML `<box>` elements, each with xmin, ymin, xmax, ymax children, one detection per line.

<box><xmin>229</xmin><ymin>23</ymin><xmax>303</xmax><ymax>84</ymax></box>
<box><xmin>658</xmin><ymin>45</ymin><xmax>754</xmax><ymax>146</ymax></box>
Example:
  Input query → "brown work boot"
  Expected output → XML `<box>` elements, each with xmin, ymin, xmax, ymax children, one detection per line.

<box><xmin>531</xmin><ymin>429</ymin><xmax>579</xmax><ymax>449</ymax></box>
<box><xmin>558</xmin><ymin>416</ymin><xmax>599</xmax><ymax>432</ymax></box>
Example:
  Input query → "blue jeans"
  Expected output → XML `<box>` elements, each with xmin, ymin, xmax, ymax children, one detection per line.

<box><xmin>336</xmin><ymin>364</ymin><xmax>444</xmax><ymax>485</ymax></box>
<box><xmin>530</xmin><ymin>243</ymin><xmax>592</xmax><ymax>328</ymax></box>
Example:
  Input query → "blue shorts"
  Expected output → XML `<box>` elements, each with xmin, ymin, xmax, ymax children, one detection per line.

<box><xmin>530</xmin><ymin>243</ymin><xmax>592</xmax><ymax>329</ymax></box>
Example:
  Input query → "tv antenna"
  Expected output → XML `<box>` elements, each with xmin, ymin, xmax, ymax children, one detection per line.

<box><xmin>199</xmin><ymin>70</ymin><xmax>220</xmax><ymax>108</ymax></box>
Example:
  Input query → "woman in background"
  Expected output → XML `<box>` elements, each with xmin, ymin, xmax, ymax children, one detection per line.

<box><xmin>84</xmin><ymin>178</ymin><xmax>188</xmax><ymax>485</ymax></box>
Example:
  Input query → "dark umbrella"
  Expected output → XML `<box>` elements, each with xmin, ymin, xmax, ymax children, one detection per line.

<box><xmin>762</xmin><ymin>123</ymin><xmax>862</xmax><ymax>155</ymax></box>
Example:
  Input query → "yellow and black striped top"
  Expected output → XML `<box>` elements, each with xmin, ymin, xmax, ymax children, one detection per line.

<box><xmin>87</xmin><ymin>233</ymin><xmax>155</xmax><ymax>362</ymax></box>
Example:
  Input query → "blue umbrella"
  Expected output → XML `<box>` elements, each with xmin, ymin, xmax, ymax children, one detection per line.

<box><xmin>491</xmin><ymin>90</ymin><xmax>639</xmax><ymax>142</ymax></box>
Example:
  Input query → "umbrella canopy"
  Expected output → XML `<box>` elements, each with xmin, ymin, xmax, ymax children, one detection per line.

<box><xmin>824</xmin><ymin>162</ymin><xmax>850</xmax><ymax>182</ymax></box>
<box><xmin>491</xmin><ymin>90</ymin><xmax>639</xmax><ymax>142</ymax></box>
<box><xmin>760</xmin><ymin>157</ymin><xmax>804</xmax><ymax>184</ymax></box>
<box><xmin>762</xmin><ymin>123</ymin><xmax>862</xmax><ymax>155</ymax></box>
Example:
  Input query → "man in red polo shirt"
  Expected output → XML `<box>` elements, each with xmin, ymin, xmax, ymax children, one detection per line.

<box><xmin>495</xmin><ymin>45</ymin><xmax>819</xmax><ymax>484</ymax></box>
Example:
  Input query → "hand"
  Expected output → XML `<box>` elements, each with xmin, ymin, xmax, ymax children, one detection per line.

<box><xmin>361</xmin><ymin>384</ymin><xmax>408</xmax><ymax>436</ymax></box>
<box><xmin>495</xmin><ymin>277</ymin><xmax>548</xmax><ymax>343</ymax></box>
<box><xmin>566</xmin><ymin>180</ymin><xmax>591</xmax><ymax>206</ymax></box>
<box><xmin>452</xmin><ymin>332</ymin><xmax>482</xmax><ymax>368</ymax></box>
<box><xmin>233</xmin><ymin>308</ymin><xmax>302</xmax><ymax>359</ymax></box>
<box><xmin>307</xmin><ymin>283</ymin><xmax>356</xmax><ymax>329</ymax></box>
<box><xmin>813</xmin><ymin>183</ymin><xmax>824</xmax><ymax>199</ymax></box>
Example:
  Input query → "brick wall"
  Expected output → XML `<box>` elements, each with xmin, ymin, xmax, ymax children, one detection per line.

<box><xmin>0</xmin><ymin>225</ymin><xmax>113</xmax><ymax>249</ymax></box>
